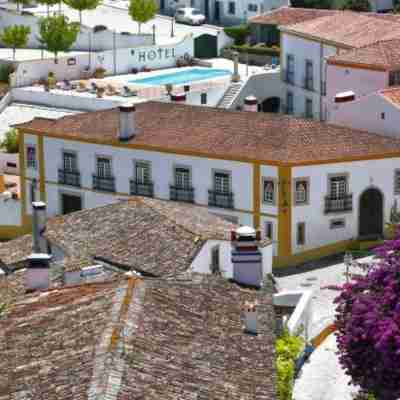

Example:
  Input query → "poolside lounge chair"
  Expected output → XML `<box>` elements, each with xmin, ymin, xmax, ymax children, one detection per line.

<box><xmin>105</xmin><ymin>83</ymin><xmax>119</xmax><ymax>96</ymax></box>
<box><xmin>121</xmin><ymin>86</ymin><xmax>138</xmax><ymax>97</ymax></box>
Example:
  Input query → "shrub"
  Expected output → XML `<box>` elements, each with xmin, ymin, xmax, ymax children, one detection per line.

<box><xmin>335</xmin><ymin>236</ymin><xmax>400</xmax><ymax>400</ymax></box>
<box><xmin>276</xmin><ymin>330</ymin><xmax>304</xmax><ymax>400</ymax></box>
<box><xmin>0</xmin><ymin>64</ymin><xmax>14</xmax><ymax>83</ymax></box>
<box><xmin>231</xmin><ymin>44</ymin><xmax>280</xmax><ymax>56</ymax></box>
<box><xmin>1</xmin><ymin>128</ymin><xmax>19</xmax><ymax>153</ymax></box>
<box><xmin>93</xmin><ymin>24</ymin><xmax>107</xmax><ymax>33</ymax></box>
<box><xmin>224</xmin><ymin>24</ymin><xmax>250</xmax><ymax>45</ymax></box>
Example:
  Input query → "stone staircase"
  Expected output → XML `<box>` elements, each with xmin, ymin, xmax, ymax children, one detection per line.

<box><xmin>217</xmin><ymin>83</ymin><xmax>243</xmax><ymax>109</ymax></box>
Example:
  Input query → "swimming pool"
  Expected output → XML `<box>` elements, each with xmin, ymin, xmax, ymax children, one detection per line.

<box><xmin>129</xmin><ymin>68</ymin><xmax>231</xmax><ymax>86</ymax></box>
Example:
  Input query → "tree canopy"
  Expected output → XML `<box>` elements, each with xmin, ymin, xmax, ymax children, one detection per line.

<box><xmin>0</xmin><ymin>25</ymin><xmax>31</xmax><ymax>60</ymax></box>
<box><xmin>340</xmin><ymin>0</ymin><xmax>371</xmax><ymax>11</ymax></box>
<box><xmin>334</xmin><ymin>237</ymin><xmax>400</xmax><ymax>400</ymax></box>
<box><xmin>128</xmin><ymin>0</ymin><xmax>158</xmax><ymax>33</ymax></box>
<box><xmin>38</xmin><ymin>15</ymin><xmax>79</xmax><ymax>63</ymax></box>
<box><xmin>63</xmin><ymin>0</ymin><xmax>101</xmax><ymax>25</ymax></box>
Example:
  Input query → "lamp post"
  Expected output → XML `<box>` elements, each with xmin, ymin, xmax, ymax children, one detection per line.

<box><xmin>344</xmin><ymin>252</ymin><xmax>353</xmax><ymax>283</ymax></box>
<box><xmin>170</xmin><ymin>16</ymin><xmax>175</xmax><ymax>38</ymax></box>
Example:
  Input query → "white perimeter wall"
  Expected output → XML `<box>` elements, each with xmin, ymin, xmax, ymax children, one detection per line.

<box><xmin>0</xmin><ymin>8</ymin><xmax>153</xmax><ymax>51</ymax></box>
<box><xmin>328</xmin><ymin>92</ymin><xmax>400</xmax><ymax>139</ymax></box>
<box><xmin>292</xmin><ymin>158</ymin><xmax>400</xmax><ymax>253</ymax></box>
<box><xmin>0</xmin><ymin>196</ymin><xmax>21</xmax><ymax>225</ymax></box>
<box><xmin>11</xmin><ymin>36</ymin><xmax>194</xmax><ymax>87</ymax></box>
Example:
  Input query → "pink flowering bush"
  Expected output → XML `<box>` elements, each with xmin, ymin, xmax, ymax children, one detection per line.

<box><xmin>334</xmin><ymin>237</ymin><xmax>400</xmax><ymax>400</ymax></box>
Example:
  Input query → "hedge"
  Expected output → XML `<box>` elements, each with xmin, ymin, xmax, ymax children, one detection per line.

<box><xmin>223</xmin><ymin>24</ymin><xmax>250</xmax><ymax>45</ymax></box>
<box><xmin>230</xmin><ymin>44</ymin><xmax>280</xmax><ymax>56</ymax></box>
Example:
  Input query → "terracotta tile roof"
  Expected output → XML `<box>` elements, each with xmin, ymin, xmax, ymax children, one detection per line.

<box><xmin>328</xmin><ymin>39</ymin><xmax>400</xmax><ymax>69</ymax></box>
<box><xmin>379</xmin><ymin>86</ymin><xmax>400</xmax><ymax>106</ymax></box>
<box><xmin>0</xmin><ymin>274</ymin><xmax>276</xmax><ymax>399</ymax></box>
<box><xmin>249</xmin><ymin>6</ymin><xmax>335</xmax><ymax>26</ymax></box>
<box><xmin>14</xmin><ymin>101</ymin><xmax>400</xmax><ymax>164</ymax></box>
<box><xmin>0</xmin><ymin>197</ymin><xmax>236</xmax><ymax>276</ymax></box>
<box><xmin>282</xmin><ymin>12</ymin><xmax>400</xmax><ymax>48</ymax></box>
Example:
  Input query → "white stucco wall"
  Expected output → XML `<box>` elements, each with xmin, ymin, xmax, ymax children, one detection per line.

<box><xmin>325</xmin><ymin>64</ymin><xmax>387</xmax><ymax>108</ymax></box>
<box><xmin>281</xmin><ymin>32</ymin><xmax>338</xmax><ymax>120</ymax></box>
<box><xmin>291</xmin><ymin>158</ymin><xmax>400</xmax><ymax>253</ymax></box>
<box><xmin>328</xmin><ymin>92</ymin><xmax>400</xmax><ymax>139</ymax></box>
<box><xmin>0</xmin><ymin>196</ymin><xmax>21</xmax><ymax>225</ymax></box>
<box><xmin>35</xmin><ymin>137</ymin><xmax>254</xmax><ymax>225</ymax></box>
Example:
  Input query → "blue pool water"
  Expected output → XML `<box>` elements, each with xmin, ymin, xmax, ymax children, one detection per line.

<box><xmin>129</xmin><ymin>68</ymin><xmax>231</xmax><ymax>86</ymax></box>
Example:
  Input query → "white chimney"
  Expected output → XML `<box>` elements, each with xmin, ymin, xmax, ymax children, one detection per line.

<box><xmin>26</xmin><ymin>253</ymin><xmax>52</xmax><ymax>291</ymax></box>
<box><xmin>231</xmin><ymin>226</ymin><xmax>263</xmax><ymax>287</ymax></box>
<box><xmin>244</xmin><ymin>95</ymin><xmax>258</xmax><ymax>112</ymax></box>
<box><xmin>170</xmin><ymin>93</ymin><xmax>186</xmax><ymax>103</ymax></box>
<box><xmin>32</xmin><ymin>201</ymin><xmax>48</xmax><ymax>254</ymax></box>
<box><xmin>119</xmin><ymin>104</ymin><xmax>136</xmax><ymax>141</ymax></box>
<box><xmin>243</xmin><ymin>301</ymin><xmax>258</xmax><ymax>334</ymax></box>
<box><xmin>334</xmin><ymin>91</ymin><xmax>355</xmax><ymax>103</ymax></box>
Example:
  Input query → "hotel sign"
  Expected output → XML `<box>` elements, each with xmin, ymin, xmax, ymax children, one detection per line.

<box><xmin>131</xmin><ymin>47</ymin><xmax>177</xmax><ymax>63</ymax></box>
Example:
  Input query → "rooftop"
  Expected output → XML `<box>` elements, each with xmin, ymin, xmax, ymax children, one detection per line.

<box><xmin>281</xmin><ymin>12</ymin><xmax>400</xmax><ymax>49</ymax></box>
<box><xmin>0</xmin><ymin>274</ymin><xmax>276</xmax><ymax>399</ymax></box>
<box><xmin>0</xmin><ymin>197</ymin><xmax>236</xmax><ymax>274</ymax></box>
<box><xmin>379</xmin><ymin>86</ymin><xmax>400</xmax><ymax>107</ymax></box>
<box><xmin>327</xmin><ymin>39</ymin><xmax>400</xmax><ymax>70</ymax></box>
<box><xmin>15</xmin><ymin>101</ymin><xmax>400</xmax><ymax>165</ymax></box>
<box><xmin>249</xmin><ymin>6</ymin><xmax>335</xmax><ymax>26</ymax></box>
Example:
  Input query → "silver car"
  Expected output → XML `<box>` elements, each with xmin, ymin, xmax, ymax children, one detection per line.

<box><xmin>175</xmin><ymin>7</ymin><xmax>206</xmax><ymax>25</ymax></box>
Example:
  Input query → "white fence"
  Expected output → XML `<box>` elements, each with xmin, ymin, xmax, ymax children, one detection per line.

<box><xmin>0</xmin><ymin>7</ymin><xmax>153</xmax><ymax>51</ymax></box>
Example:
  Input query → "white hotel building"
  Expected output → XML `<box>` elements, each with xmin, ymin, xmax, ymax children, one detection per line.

<box><xmin>14</xmin><ymin>100</ymin><xmax>400</xmax><ymax>267</ymax></box>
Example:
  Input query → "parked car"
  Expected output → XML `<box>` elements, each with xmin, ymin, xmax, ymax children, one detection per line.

<box><xmin>174</xmin><ymin>7</ymin><xmax>206</xmax><ymax>25</ymax></box>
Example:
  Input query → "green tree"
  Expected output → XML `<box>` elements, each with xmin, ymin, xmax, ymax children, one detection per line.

<box><xmin>341</xmin><ymin>0</ymin><xmax>371</xmax><ymax>11</ymax></box>
<box><xmin>11</xmin><ymin>0</ymin><xmax>31</xmax><ymax>12</ymax></box>
<box><xmin>1</xmin><ymin>129</ymin><xmax>19</xmax><ymax>153</ymax></box>
<box><xmin>63</xmin><ymin>0</ymin><xmax>100</xmax><ymax>26</ymax></box>
<box><xmin>0</xmin><ymin>25</ymin><xmax>31</xmax><ymax>60</ymax></box>
<box><xmin>128</xmin><ymin>0</ymin><xmax>158</xmax><ymax>34</ymax></box>
<box><xmin>38</xmin><ymin>15</ymin><xmax>79</xmax><ymax>63</ymax></box>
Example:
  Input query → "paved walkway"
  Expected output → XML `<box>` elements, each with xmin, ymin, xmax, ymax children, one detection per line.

<box><xmin>293</xmin><ymin>334</ymin><xmax>359</xmax><ymax>400</ymax></box>
<box><xmin>275</xmin><ymin>255</ymin><xmax>372</xmax><ymax>400</ymax></box>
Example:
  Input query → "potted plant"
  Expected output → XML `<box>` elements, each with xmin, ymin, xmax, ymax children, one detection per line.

<box><xmin>47</xmin><ymin>71</ymin><xmax>56</xmax><ymax>89</ymax></box>
<box><xmin>93</xmin><ymin>67</ymin><xmax>106</xmax><ymax>79</ymax></box>
<box><xmin>165</xmin><ymin>83</ymin><xmax>173</xmax><ymax>96</ymax></box>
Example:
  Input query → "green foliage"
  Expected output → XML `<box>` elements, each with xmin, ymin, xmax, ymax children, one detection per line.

<box><xmin>291</xmin><ymin>0</ymin><xmax>332</xmax><ymax>8</ymax></box>
<box><xmin>1</xmin><ymin>128</ymin><xmax>19</xmax><ymax>153</ymax></box>
<box><xmin>128</xmin><ymin>0</ymin><xmax>158</xmax><ymax>33</ymax></box>
<box><xmin>276</xmin><ymin>330</ymin><xmax>304</xmax><ymax>400</ymax></box>
<box><xmin>0</xmin><ymin>25</ymin><xmax>31</xmax><ymax>60</ymax></box>
<box><xmin>231</xmin><ymin>43</ymin><xmax>280</xmax><ymax>56</ymax></box>
<box><xmin>11</xmin><ymin>0</ymin><xmax>31</xmax><ymax>11</ymax></box>
<box><xmin>224</xmin><ymin>24</ymin><xmax>250</xmax><ymax>45</ymax></box>
<box><xmin>0</xmin><ymin>64</ymin><xmax>14</xmax><ymax>83</ymax></box>
<box><xmin>0</xmin><ymin>303</ymin><xmax>7</xmax><ymax>316</ymax></box>
<box><xmin>340</xmin><ymin>0</ymin><xmax>371</xmax><ymax>10</ymax></box>
<box><xmin>38</xmin><ymin>15</ymin><xmax>79</xmax><ymax>63</ymax></box>
<box><xmin>63</xmin><ymin>0</ymin><xmax>101</xmax><ymax>24</ymax></box>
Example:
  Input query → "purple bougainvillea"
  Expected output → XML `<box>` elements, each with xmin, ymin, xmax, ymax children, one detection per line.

<box><xmin>334</xmin><ymin>237</ymin><xmax>400</xmax><ymax>400</ymax></box>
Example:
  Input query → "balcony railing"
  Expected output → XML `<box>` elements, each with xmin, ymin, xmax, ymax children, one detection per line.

<box><xmin>130</xmin><ymin>180</ymin><xmax>154</xmax><ymax>197</ymax></box>
<box><xmin>208</xmin><ymin>190</ymin><xmax>234</xmax><ymax>209</ymax></box>
<box><xmin>58</xmin><ymin>169</ymin><xmax>81</xmax><ymax>187</ymax></box>
<box><xmin>325</xmin><ymin>194</ymin><xmax>353</xmax><ymax>213</ymax></box>
<box><xmin>93</xmin><ymin>175</ymin><xmax>115</xmax><ymax>192</ymax></box>
<box><xmin>170</xmin><ymin>185</ymin><xmax>194</xmax><ymax>203</ymax></box>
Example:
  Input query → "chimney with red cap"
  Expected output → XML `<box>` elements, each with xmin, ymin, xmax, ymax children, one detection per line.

<box><xmin>243</xmin><ymin>95</ymin><xmax>258</xmax><ymax>112</ymax></box>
